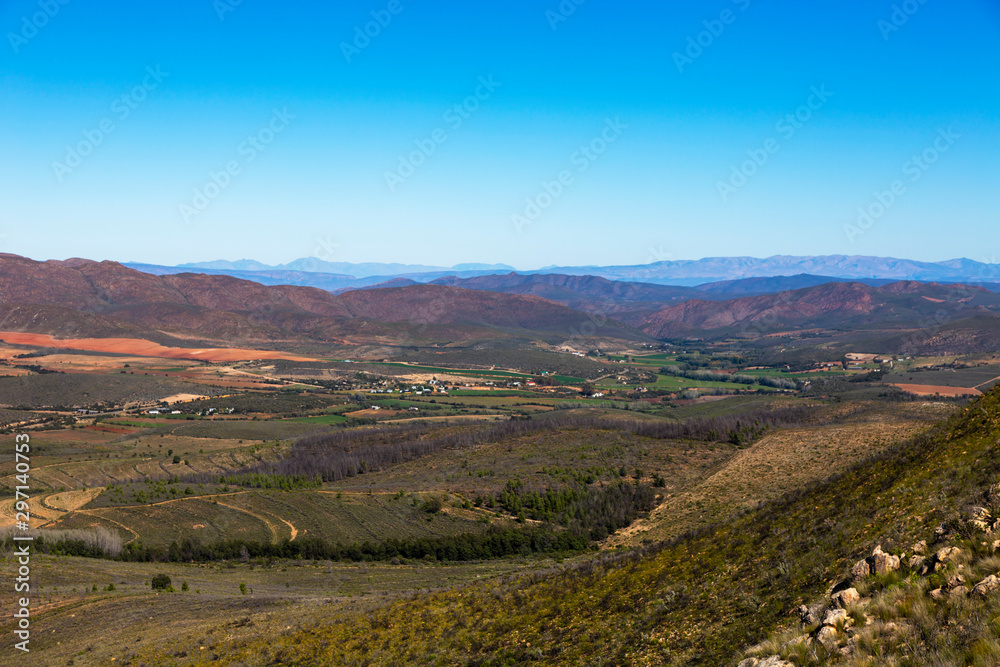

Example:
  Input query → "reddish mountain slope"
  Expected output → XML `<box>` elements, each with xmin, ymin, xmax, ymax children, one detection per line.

<box><xmin>337</xmin><ymin>284</ymin><xmax>611</xmax><ymax>331</ymax></box>
<box><xmin>0</xmin><ymin>254</ymin><xmax>642</xmax><ymax>345</ymax></box>
<box><xmin>637</xmin><ymin>281</ymin><xmax>999</xmax><ymax>338</ymax></box>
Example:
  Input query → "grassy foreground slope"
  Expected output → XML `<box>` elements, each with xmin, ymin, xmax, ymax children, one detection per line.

<box><xmin>140</xmin><ymin>386</ymin><xmax>1000</xmax><ymax>666</ymax></box>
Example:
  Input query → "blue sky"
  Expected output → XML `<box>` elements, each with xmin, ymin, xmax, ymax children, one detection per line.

<box><xmin>1</xmin><ymin>0</ymin><xmax>998</xmax><ymax>269</ymax></box>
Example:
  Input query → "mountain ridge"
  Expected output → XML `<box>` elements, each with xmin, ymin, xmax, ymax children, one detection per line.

<box><xmin>0</xmin><ymin>254</ymin><xmax>643</xmax><ymax>347</ymax></box>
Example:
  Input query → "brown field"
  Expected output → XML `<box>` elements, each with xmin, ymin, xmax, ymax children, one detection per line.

<box><xmin>30</xmin><ymin>429</ymin><xmax>123</xmax><ymax>445</ymax></box>
<box><xmin>0</xmin><ymin>332</ymin><xmax>316</xmax><ymax>363</ymax></box>
<box><xmin>2</xmin><ymin>351</ymin><xmax>203</xmax><ymax>373</ymax></box>
<box><xmin>344</xmin><ymin>408</ymin><xmax>403</xmax><ymax>418</ymax></box>
<box><xmin>894</xmin><ymin>383</ymin><xmax>981</xmax><ymax>397</ymax></box>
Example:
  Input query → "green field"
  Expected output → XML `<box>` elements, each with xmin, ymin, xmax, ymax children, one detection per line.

<box><xmin>330</xmin><ymin>360</ymin><xmax>585</xmax><ymax>384</ymax></box>
<box><xmin>281</xmin><ymin>413</ymin><xmax>348</xmax><ymax>425</ymax></box>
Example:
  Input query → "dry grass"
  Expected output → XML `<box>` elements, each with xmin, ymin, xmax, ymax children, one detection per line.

<box><xmin>609</xmin><ymin>418</ymin><xmax>935</xmax><ymax>547</ymax></box>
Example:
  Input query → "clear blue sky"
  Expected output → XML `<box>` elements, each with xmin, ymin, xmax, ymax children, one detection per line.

<box><xmin>1</xmin><ymin>0</ymin><xmax>998</xmax><ymax>269</ymax></box>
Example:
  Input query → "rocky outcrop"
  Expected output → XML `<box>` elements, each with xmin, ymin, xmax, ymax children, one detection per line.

<box><xmin>973</xmin><ymin>575</ymin><xmax>1000</xmax><ymax>598</ymax></box>
<box><xmin>815</xmin><ymin>625</ymin><xmax>839</xmax><ymax>650</ymax></box>
<box><xmin>797</xmin><ymin>603</ymin><xmax>823</xmax><ymax>626</ymax></box>
<box><xmin>831</xmin><ymin>588</ymin><xmax>860</xmax><ymax>609</ymax></box>
<box><xmin>851</xmin><ymin>545</ymin><xmax>901</xmax><ymax>580</ymax></box>
<box><xmin>934</xmin><ymin>546</ymin><xmax>962</xmax><ymax>569</ymax></box>
<box><xmin>968</xmin><ymin>506</ymin><xmax>992</xmax><ymax>532</ymax></box>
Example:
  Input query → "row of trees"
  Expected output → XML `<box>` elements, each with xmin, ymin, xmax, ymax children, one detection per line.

<box><xmin>659</xmin><ymin>365</ymin><xmax>799</xmax><ymax>390</ymax></box>
<box><xmin>103</xmin><ymin>527</ymin><xmax>590</xmax><ymax>564</ymax></box>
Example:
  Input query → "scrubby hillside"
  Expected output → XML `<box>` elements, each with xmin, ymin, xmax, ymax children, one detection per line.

<box><xmin>637</xmin><ymin>281</ymin><xmax>1000</xmax><ymax>339</ymax></box>
<box><xmin>137</xmin><ymin>386</ymin><xmax>1000</xmax><ymax>665</ymax></box>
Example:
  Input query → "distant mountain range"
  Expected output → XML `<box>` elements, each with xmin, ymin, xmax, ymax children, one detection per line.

<box><xmin>127</xmin><ymin>255</ymin><xmax>1000</xmax><ymax>291</ymax></box>
<box><xmin>537</xmin><ymin>255</ymin><xmax>1000</xmax><ymax>286</ymax></box>
<box><xmin>5</xmin><ymin>253</ymin><xmax>1000</xmax><ymax>355</ymax></box>
<box><xmin>173</xmin><ymin>259</ymin><xmax>516</xmax><ymax>279</ymax></box>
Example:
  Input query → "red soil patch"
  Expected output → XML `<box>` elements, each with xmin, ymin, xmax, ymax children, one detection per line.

<box><xmin>0</xmin><ymin>332</ymin><xmax>316</xmax><ymax>363</ymax></box>
<box><xmin>893</xmin><ymin>383</ymin><xmax>981</xmax><ymax>397</ymax></box>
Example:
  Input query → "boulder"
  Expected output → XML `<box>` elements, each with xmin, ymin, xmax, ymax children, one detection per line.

<box><xmin>797</xmin><ymin>603</ymin><xmax>823</xmax><ymax>626</ymax></box>
<box><xmin>871</xmin><ymin>546</ymin><xmax>900</xmax><ymax>575</ymax></box>
<box><xmin>993</xmin><ymin>540</ymin><xmax>1000</xmax><ymax>553</ymax></box>
<box><xmin>831</xmin><ymin>588</ymin><xmax>860</xmax><ymax>609</ymax></box>
<box><xmin>816</xmin><ymin>625</ymin><xmax>839</xmax><ymax>650</ymax></box>
<box><xmin>973</xmin><ymin>574</ymin><xmax>1000</xmax><ymax>598</ymax></box>
<box><xmin>971</xmin><ymin>506</ymin><xmax>991</xmax><ymax>522</ymax></box>
<box><xmin>822</xmin><ymin>608</ymin><xmax>849</xmax><ymax>628</ymax></box>
<box><xmin>935</xmin><ymin>546</ymin><xmax>962</xmax><ymax>563</ymax></box>
<box><xmin>737</xmin><ymin>659</ymin><xmax>759</xmax><ymax>667</ymax></box>
<box><xmin>931</xmin><ymin>546</ymin><xmax>962</xmax><ymax>571</ymax></box>
<box><xmin>911</xmin><ymin>540</ymin><xmax>927</xmax><ymax>555</ymax></box>
<box><xmin>850</xmin><ymin>558</ymin><xmax>872</xmax><ymax>580</ymax></box>
<box><xmin>908</xmin><ymin>555</ymin><xmax>925</xmax><ymax>570</ymax></box>
<box><xmin>993</xmin><ymin>519</ymin><xmax>1000</xmax><ymax>533</ymax></box>
<box><xmin>758</xmin><ymin>657</ymin><xmax>795</xmax><ymax>667</ymax></box>
<box><xmin>929</xmin><ymin>588</ymin><xmax>945</xmax><ymax>601</ymax></box>
<box><xmin>946</xmin><ymin>574</ymin><xmax>966</xmax><ymax>590</ymax></box>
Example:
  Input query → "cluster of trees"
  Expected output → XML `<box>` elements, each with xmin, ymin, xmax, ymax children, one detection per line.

<box><xmin>106</xmin><ymin>527</ymin><xmax>590</xmax><ymax>564</ymax></box>
<box><xmin>553</xmin><ymin>406</ymin><xmax>813</xmax><ymax>447</ymax></box>
<box><xmin>660</xmin><ymin>366</ymin><xmax>799</xmax><ymax>390</ymax></box>
<box><xmin>674</xmin><ymin>352</ymin><xmax>742</xmax><ymax>370</ymax></box>
<box><xmin>214</xmin><ymin>472</ymin><xmax>321</xmax><ymax>490</ymax></box>
<box><xmin>203</xmin><ymin>419</ymin><xmax>564</xmax><ymax>485</ymax></box>
<box><xmin>5</xmin><ymin>526</ymin><xmax>124</xmax><ymax>558</ymax></box>
<box><xmin>478</xmin><ymin>479</ymin><xmax>657</xmax><ymax>540</ymax></box>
